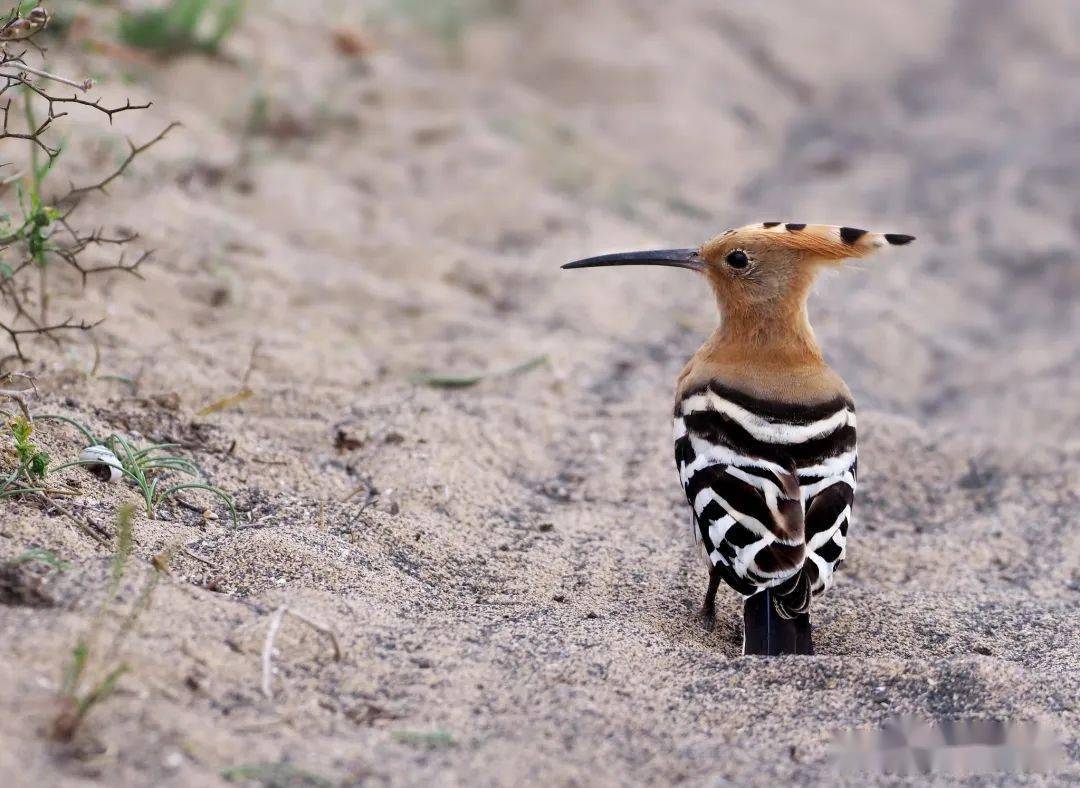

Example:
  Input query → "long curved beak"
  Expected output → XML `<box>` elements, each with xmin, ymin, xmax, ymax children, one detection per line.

<box><xmin>562</xmin><ymin>248</ymin><xmax>703</xmax><ymax>272</ymax></box>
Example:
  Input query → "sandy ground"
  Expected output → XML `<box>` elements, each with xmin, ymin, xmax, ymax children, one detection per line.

<box><xmin>1</xmin><ymin>1</ymin><xmax>1078</xmax><ymax>785</ymax></box>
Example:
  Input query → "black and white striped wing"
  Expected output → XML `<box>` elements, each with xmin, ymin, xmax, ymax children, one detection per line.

<box><xmin>673</xmin><ymin>382</ymin><xmax>857</xmax><ymax>604</ymax></box>
<box><xmin>801</xmin><ymin>447</ymin><xmax>857</xmax><ymax>595</ymax></box>
<box><xmin>673</xmin><ymin>406</ymin><xmax>807</xmax><ymax>599</ymax></box>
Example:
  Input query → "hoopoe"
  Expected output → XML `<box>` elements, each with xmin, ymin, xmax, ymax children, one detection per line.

<box><xmin>564</xmin><ymin>222</ymin><xmax>914</xmax><ymax>655</ymax></box>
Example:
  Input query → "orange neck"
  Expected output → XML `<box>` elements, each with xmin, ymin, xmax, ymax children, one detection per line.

<box><xmin>707</xmin><ymin>297</ymin><xmax>824</xmax><ymax>366</ymax></box>
<box><xmin>677</xmin><ymin>291</ymin><xmax>848</xmax><ymax>403</ymax></box>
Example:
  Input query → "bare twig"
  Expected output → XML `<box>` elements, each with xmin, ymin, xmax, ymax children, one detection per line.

<box><xmin>60</xmin><ymin>123</ymin><xmax>179</xmax><ymax>202</ymax></box>
<box><xmin>260</xmin><ymin>606</ymin><xmax>343</xmax><ymax>700</ymax></box>
<box><xmin>284</xmin><ymin>609</ymin><xmax>342</xmax><ymax>662</ymax></box>
<box><xmin>180</xmin><ymin>545</ymin><xmax>217</xmax><ymax>568</ymax></box>
<box><xmin>0</xmin><ymin>316</ymin><xmax>100</xmax><ymax>361</ymax></box>
<box><xmin>0</xmin><ymin>315</ymin><xmax>100</xmax><ymax>360</ymax></box>
<box><xmin>241</xmin><ymin>339</ymin><xmax>261</xmax><ymax>387</ymax></box>
<box><xmin>260</xmin><ymin>607</ymin><xmax>286</xmax><ymax>699</ymax></box>
<box><xmin>343</xmin><ymin>480</ymin><xmax>378</xmax><ymax>526</ymax></box>
<box><xmin>2</xmin><ymin>59</ymin><xmax>91</xmax><ymax>92</ymax></box>
<box><xmin>19</xmin><ymin>81</ymin><xmax>150</xmax><ymax>124</ymax></box>
<box><xmin>0</xmin><ymin>390</ymin><xmax>30</xmax><ymax>419</ymax></box>
<box><xmin>0</xmin><ymin>7</ymin><xmax>168</xmax><ymax>361</ymax></box>
<box><xmin>35</xmin><ymin>492</ymin><xmax>110</xmax><ymax>546</ymax></box>
<box><xmin>196</xmin><ymin>388</ymin><xmax>252</xmax><ymax>417</ymax></box>
<box><xmin>0</xmin><ymin>370</ymin><xmax>34</xmax><ymax>419</ymax></box>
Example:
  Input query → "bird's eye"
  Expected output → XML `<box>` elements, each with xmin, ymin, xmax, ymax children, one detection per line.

<box><xmin>725</xmin><ymin>249</ymin><xmax>750</xmax><ymax>269</ymax></box>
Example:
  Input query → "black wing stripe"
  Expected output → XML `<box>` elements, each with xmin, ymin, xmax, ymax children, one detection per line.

<box><xmin>699</xmin><ymin>499</ymin><xmax>728</xmax><ymax>525</ymax></box>
<box><xmin>704</xmin><ymin>475</ymin><xmax>778</xmax><ymax>533</ymax></box>
<box><xmin>682</xmin><ymin>410</ymin><xmax>855</xmax><ymax>467</ymax></box>
<box><xmin>679</xmin><ymin>380</ymin><xmax>853</xmax><ymax>424</ymax></box>
<box><xmin>713</xmin><ymin>560</ymin><xmax>757</xmax><ymax>596</ymax></box>
<box><xmin>683</xmin><ymin>463</ymin><xmax>729</xmax><ymax>503</ymax></box>
<box><xmin>804</xmin><ymin>483</ymin><xmax>853</xmax><ymax>539</ymax></box>
<box><xmin>674</xmin><ymin>433</ymin><xmax>695</xmax><ymax>466</ymax></box>
<box><xmin>724</xmin><ymin>522</ymin><xmax>761</xmax><ymax>548</ymax></box>
<box><xmin>815</xmin><ymin>537</ymin><xmax>844</xmax><ymax>564</ymax></box>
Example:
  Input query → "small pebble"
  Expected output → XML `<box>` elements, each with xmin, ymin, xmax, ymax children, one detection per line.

<box><xmin>164</xmin><ymin>751</ymin><xmax>184</xmax><ymax>770</ymax></box>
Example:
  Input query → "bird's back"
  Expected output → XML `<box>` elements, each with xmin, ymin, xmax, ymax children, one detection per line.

<box><xmin>673</xmin><ymin>373</ymin><xmax>856</xmax><ymax>615</ymax></box>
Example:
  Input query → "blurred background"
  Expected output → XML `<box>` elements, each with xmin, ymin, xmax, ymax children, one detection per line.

<box><xmin>17</xmin><ymin>0</ymin><xmax>1079</xmax><ymax>442</ymax></box>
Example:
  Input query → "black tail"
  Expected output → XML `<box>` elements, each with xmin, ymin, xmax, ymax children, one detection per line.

<box><xmin>742</xmin><ymin>589</ymin><xmax>814</xmax><ymax>656</ymax></box>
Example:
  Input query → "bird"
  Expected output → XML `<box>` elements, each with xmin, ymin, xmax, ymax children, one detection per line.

<box><xmin>563</xmin><ymin>222</ymin><xmax>914</xmax><ymax>656</ymax></box>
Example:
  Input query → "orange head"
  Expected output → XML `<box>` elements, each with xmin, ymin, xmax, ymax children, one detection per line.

<box><xmin>564</xmin><ymin>222</ymin><xmax>914</xmax><ymax>318</ymax></box>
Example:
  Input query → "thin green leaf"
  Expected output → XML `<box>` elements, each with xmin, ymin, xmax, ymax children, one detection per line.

<box><xmin>74</xmin><ymin>664</ymin><xmax>128</xmax><ymax>720</ymax></box>
<box><xmin>158</xmin><ymin>482</ymin><xmax>237</xmax><ymax>525</ymax></box>
<box><xmin>110</xmin><ymin>505</ymin><xmax>135</xmax><ymax>594</ymax></box>
<box><xmin>62</xmin><ymin>640</ymin><xmax>89</xmax><ymax>696</ymax></box>
<box><xmin>411</xmin><ymin>354</ymin><xmax>549</xmax><ymax>389</ymax></box>
<box><xmin>8</xmin><ymin>547</ymin><xmax>69</xmax><ymax>570</ymax></box>
<box><xmin>133</xmin><ymin>443</ymin><xmax>183</xmax><ymax>458</ymax></box>
<box><xmin>392</xmin><ymin>729</ymin><xmax>457</xmax><ymax>748</ymax></box>
<box><xmin>35</xmin><ymin>414</ymin><xmax>99</xmax><ymax>446</ymax></box>
<box><xmin>221</xmin><ymin>761</ymin><xmax>332</xmax><ymax>788</ymax></box>
<box><xmin>0</xmin><ymin>485</ymin><xmax>50</xmax><ymax>497</ymax></box>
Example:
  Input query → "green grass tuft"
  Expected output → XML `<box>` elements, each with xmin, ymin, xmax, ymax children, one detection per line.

<box><xmin>119</xmin><ymin>0</ymin><xmax>245</xmax><ymax>56</ymax></box>
<box><xmin>1</xmin><ymin>415</ymin><xmax>52</xmax><ymax>499</ymax></box>
<box><xmin>221</xmin><ymin>760</ymin><xmax>333</xmax><ymax>788</ymax></box>
<box><xmin>7</xmin><ymin>415</ymin><xmax>49</xmax><ymax>480</ymax></box>
<box><xmin>50</xmin><ymin>505</ymin><xmax>158</xmax><ymax>741</ymax></box>
<box><xmin>392</xmin><ymin>729</ymin><xmax>457</xmax><ymax>748</ymax></box>
<box><xmin>379</xmin><ymin>0</ymin><xmax>518</xmax><ymax>54</ymax></box>
<box><xmin>42</xmin><ymin>415</ymin><xmax>237</xmax><ymax>524</ymax></box>
<box><xmin>411</xmin><ymin>354</ymin><xmax>548</xmax><ymax>389</ymax></box>
<box><xmin>7</xmin><ymin>547</ymin><xmax>69</xmax><ymax>570</ymax></box>
<box><xmin>110</xmin><ymin>504</ymin><xmax>135</xmax><ymax>594</ymax></box>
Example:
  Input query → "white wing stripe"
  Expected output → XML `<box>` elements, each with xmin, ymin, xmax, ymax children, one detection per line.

<box><xmin>693</xmin><ymin>488</ymin><xmax>775</xmax><ymax>541</ymax></box>
<box><xmin>806</xmin><ymin>552</ymin><xmax>831</xmax><ymax>592</ymax></box>
<box><xmin>681</xmin><ymin>391</ymin><xmax>854</xmax><ymax>444</ymax></box>
<box><xmin>807</xmin><ymin>506</ymin><xmax>850</xmax><ymax>551</ymax></box>
<box><xmin>707</xmin><ymin>514</ymin><xmax>736</xmax><ymax>546</ymax></box>
<box><xmin>800</xmin><ymin>471</ymin><xmax>856</xmax><ymax>503</ymax></box>
<box><xmin>725</xmin><ymin>465</ymin><xmax>785</xmax><ymax>498</ymax></box>
<box><xmin>798</xmin><ymin>449</ymin><xmax>858</xmax><ymax>479</ymax></box>
<box><xmin>684</xmin><ymin>434</ymin><xmax>791</xmax><ymax>477</ymax></box>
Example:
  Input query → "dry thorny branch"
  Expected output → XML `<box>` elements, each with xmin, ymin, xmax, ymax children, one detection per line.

<box><xmin>0</xmin><ymin>368</ymin><xmax>32</xmax><ymax>419</ymax></box>
<box><xmin>0</xmin><ymin>5</ymin><xmax>175</xmax><ymax>366</ymax></box>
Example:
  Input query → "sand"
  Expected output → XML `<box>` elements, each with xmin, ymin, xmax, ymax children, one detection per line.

<box><xmin>0</xmin><ymin>1</ymin><xmax>1077</xmax><ymax>785</ymax></box>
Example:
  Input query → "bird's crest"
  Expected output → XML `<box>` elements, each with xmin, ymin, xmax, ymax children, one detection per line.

<box><xmin>715</xmin><ymin>222</ymin><xmax>915</xmax><ymax>262</ymax></box>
